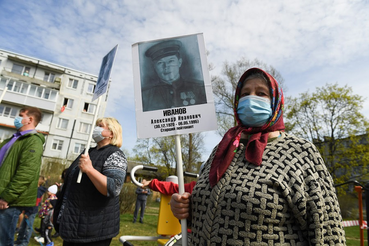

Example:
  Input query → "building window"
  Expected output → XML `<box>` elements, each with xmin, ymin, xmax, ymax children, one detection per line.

<box><xmin>52</xmin><ymin>139</ymin><xmax>64</xmax><ymax>151</ymax></box>
<box><xmin>44</xmin><ymin>72</ymin><xmax>55</xmax><ymax>82</ymax></box>
<box><xmin>0</xmin><ymin>78</ymin><xmax>7</xmax><ymax>89</ymax></box>
<box><xmin>20</xmin><ymin>84</ymin><xmax>29</xmax><ymax>94</ymax></box>
<box><xmin>57</xmin><ymin>118</ymin><xmax>69</xmax><ymax>129</ymax></box>
<box><xmin>5</xmin><ymin>80</ymin><xmax>27</xmax><ymax>94</ymax></box>
<box><xmin>74</xmin><ymin>143</ymin><xmax>86</xmax><ymax>154</ymax></box>
<box><xmin>63</xmin><ymin>98</ymin><xmax>74</xmax><ymax>108</ymax></box>
<box><xmin>79</xmin><ymin>122</ymin><xmax>91</xmax><ymax>134</ymax></box>
<box><xmin>2</xmin><ymin>78</ymin><xmax>57</xmax><ymax>101</ymax></box>
<box><xmin>23</xmin><ymin>67</ymin><xmax>30</xmax><ymax>76</ymax></box>
<box><xmin>87</xmin><ymin>83</ymin><xmax>95</xmax><ymax>94</ymax></box>
<box><xmin>0</xmin><ymin>129</ymin><xmax>12</xmax><ymax>143</ymax></box>
<box><xmin>83</xmin><ymin>103</ymin><xmax>96</xmax><ymax>114</ymax></box>
<box><xmin>36</xmin><ymin>87</ymin><xmax>43</xmax><ymax>98</ymax></box>
<box><xmin>43</xmin><ymin>88</ymin><xmax>51</xmax><ymax>99</ymax></box>
<box><xmin>49</xmin><ymin>90</ymin><xmax>57</xmax><ymax>100</ymax></box>
<box><xmin>6</xmin><ymin>80</ymin><xmax>15</xmax><ymax>91</ymax></box>
<box><xmin>11</xmin><ymin>64</ymin><xmax>23</xmax><ymax>74</ymax></box>
<box><xmin>68</xmin><ymin>79</ymin><xmax>78</xmax><ymax>89</ymax></box>
<box><xmin>11</xmin><ymin>64</ymin><xmax>31</xmax><ymax>76</ymax></box>
<box><xmin>0</xmin><ymin>105</ymin><xmax>17</xmax><ymax>119</ymax></box>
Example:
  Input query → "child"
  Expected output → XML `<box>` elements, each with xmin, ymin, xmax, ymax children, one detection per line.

<box><xmin>43</xmin><ymin>199</ymin><xmax>57</xmax><ymax>246</ymax></box>
<box><xmin>34</xmin><ymin>184</ymin><xmax>57</xmax><ymax>244</ymax></box>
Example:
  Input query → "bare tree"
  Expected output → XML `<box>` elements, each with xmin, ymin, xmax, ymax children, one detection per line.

<box><xmin>132</xmin><ymin>133</ymin><xmax>204</xmax><ymax>179</ymax></box>
<box><xmin>211</xmin><ymin>57</ymin><xmax>285</xmax><ymax>136</ymax></box>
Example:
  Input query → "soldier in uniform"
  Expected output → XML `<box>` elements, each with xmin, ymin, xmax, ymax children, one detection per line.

<box><xmin>142</xmin><ymin>39</ymin><xmax>207</xmax><ymax>112</ymax></box>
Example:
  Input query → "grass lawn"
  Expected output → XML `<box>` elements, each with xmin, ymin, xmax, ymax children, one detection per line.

<box><xmin>21</xmin><ymin>206</ymin><xmax>366</xmax><ymax>246</ymax></box>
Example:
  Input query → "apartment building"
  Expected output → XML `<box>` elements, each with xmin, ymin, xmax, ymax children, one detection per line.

<box><xmin>0</xmin><ymin>49</ymin><xmax>109</xmax><ymax>167</ymax></box>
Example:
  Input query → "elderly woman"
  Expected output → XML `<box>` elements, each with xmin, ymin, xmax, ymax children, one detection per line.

<box><xmin>170</xmin><ymin>68</ymin><xmax>345</xmax><ymax>245</ymax></box>
<box><xmin>54</xmin><ymin>117</ymin><xmax>127</xmax><ymax>246</ymax></box>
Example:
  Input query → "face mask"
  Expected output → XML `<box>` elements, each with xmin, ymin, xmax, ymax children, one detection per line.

<box><xmin>237</xmin><ymin>95</ymin><xmax>272</xmax><ymax>127</ymax></box>
<box><xmin>14</xmin><ymin>116</ymin><xmax>24</xmax><ymax>130</ymax></box>
<box><xmin>92</xmin><ymin>126</ymin><xmax>106</xmax><ymax>143</ymax></box>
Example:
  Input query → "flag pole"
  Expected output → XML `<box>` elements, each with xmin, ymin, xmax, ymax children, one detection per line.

<box><xmin>77</xmin><ymin>96</ymin><xmax>102</xmax><ymax>183</ymax></box>
<box><xmin>0</xmin><ymin>87</ymin><xmax>8</xmax><ymax>103</ymax></box>
<box><xmin>174</xmin><ymin>134</ymin><xmax>188</xmax><ymax>246</ymax></box>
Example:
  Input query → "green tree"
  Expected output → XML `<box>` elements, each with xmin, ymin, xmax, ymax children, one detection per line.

<box><xmin>211</xmin><ymin>57</ymin><xmax>285</xmax><ymax>136</ymax></box>
<box><xmin>286</xmin><ymin>83</ymin><xmax>369</xmax><ymax>192</ymax></box>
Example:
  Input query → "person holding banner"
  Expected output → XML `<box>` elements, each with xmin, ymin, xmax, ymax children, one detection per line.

<box><xmin>53</xmin><ymin>117</ymin><xmax>127</xmax><ymax>246</ymax></box>
<box><xmin>142</xmin><ymin>39</ymin><xmax>207</xmax><ymax>112</ymax></box>
<box><xmin>170</xmin><ymin>68</ymin><xmax>345</xmax><ymax>245</ymax></box>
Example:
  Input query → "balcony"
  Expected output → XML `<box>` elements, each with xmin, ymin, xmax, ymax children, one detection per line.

<box><xmin>0</xmin><ymin>88</ymin><xmax>57</xmax><ymax>112</ymax></box>
<box><xmin>1</xmin><ymin>69</ymin><xmax>60</xmax><ymax>90</ymax></box>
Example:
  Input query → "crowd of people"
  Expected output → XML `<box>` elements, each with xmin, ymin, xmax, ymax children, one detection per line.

<box><xmin>0</xmin><ymin>67</ymin><xmax>347</xmax><ymax>246</ymax></box>
<box><xmin>0</xmin><ymin>110</ymin><xmax>128</xmax><ymax>246</ymax></box>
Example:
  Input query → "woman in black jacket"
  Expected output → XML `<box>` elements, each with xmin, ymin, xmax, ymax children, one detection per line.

<box><xmin>54</xmin><ymin>117</ymin><xmax>127</xmax><ymax>246</ymax></box>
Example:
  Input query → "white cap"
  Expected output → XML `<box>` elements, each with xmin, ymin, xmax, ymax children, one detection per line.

<box><xmin>48</xmin><ymin>185</ymin><xmax>58</xmax><ymax>195</ymax></box>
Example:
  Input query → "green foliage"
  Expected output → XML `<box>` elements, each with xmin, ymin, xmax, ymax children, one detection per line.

<box><xmin>286</xmin><ymin>83</ymin><xmax>369</xmax><ymax>193</ymax></box>
<box><xmin>119</xmin><ymin>182</ymin><xmax>160</xmax><ymax>215</ymax></box>
<box><xmin>338</xmin><ymin>193</ymin><xmax>363</xmax><ymax>220</ymax></box>
<box><xmin>119</xmin><ymin>182</ymin><xmax>137</xmax><ymax>214</ymax></box>
<box><xmin>40</xmin><ymin>158</ymin><xmax>69</xmax><ymax>186</ymax></box>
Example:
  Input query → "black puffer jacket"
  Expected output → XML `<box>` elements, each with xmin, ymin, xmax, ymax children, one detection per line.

<box><xmin>57</xmin><ymin>145</ymin><xmax>123</xmax><ymax>243</ymax></box>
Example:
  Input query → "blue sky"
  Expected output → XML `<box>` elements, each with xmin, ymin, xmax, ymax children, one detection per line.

<box><xmin>1</xmin><ymin>0</ymin><xmax>369</xmax><ymax>160</ymax></box>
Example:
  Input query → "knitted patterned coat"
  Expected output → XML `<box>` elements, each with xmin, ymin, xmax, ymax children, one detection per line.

<box><xmin>190</xmin><ymin>132</ymin><xmax>345</xmax><ymax>246</ymax></box>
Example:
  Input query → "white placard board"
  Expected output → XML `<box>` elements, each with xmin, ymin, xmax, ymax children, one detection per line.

<box><xmin>132</xmin><ymin>33</ymin><xmax>217</xmax><ymax>138</ymax></box>
<box><xmin>92</xmin><ymin>44</ymin><xmax>118</xmax><ymax>101</ymax></box>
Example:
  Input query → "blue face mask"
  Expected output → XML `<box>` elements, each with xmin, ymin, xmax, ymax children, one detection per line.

<box><xmin>14</xmin><ymin>116</ymin><xmax>24</xmax><ymax>130</ymax></box>
<box><xmin>237</xmin><ymin>95</ymin><xmax>272</xmax><ymax>127</ymax></box>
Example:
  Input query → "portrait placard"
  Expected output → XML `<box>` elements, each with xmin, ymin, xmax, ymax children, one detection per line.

<box><xmin>132</xmin><ymin>33</ymin><xmax>217</xmax><ymax>138</ymax></box>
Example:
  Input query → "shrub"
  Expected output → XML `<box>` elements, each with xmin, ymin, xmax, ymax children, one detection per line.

<box><xmin>119</xmin><ymin>183</ymin><xmax>137</xmax><ymax>214</ymax></box>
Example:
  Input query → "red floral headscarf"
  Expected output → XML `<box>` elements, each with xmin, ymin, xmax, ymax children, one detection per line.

<box><xmin>209</xmin><ymin>67</ymin><xmax>285</xmax><ymax>187</ymax></box>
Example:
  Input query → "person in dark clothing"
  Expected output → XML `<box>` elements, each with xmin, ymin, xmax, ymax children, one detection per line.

<box><xmin>54</xmin><ymin>117</ymin><xmax>127</xmax><ymax>246</ymax></box>
<box><xmin>133</xmin><ymin>179</ymin><xmax>151</xmax><ymax>223</ymax></box>
<box><xmin>34</xmin><ymin>185</ymin><xmax>57</xmax><ymax>243</ymax></box>
<box><xmin>51</xmin><ymin>168</ymin><xmax>68</xmax><ymax>238</ymax></box>
<box><xmin>43</xmin><ymin>199</ymin><xmax>57</xmax><ymax>246</ymax></box>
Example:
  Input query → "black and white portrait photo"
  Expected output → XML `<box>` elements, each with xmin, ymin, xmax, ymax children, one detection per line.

<box><xmin>138</xmin><ymin>36</ymin><xmax>207</xmax><ymax>112</ymax></box>
<box><xmin>132</xmin><ymin>34</ymin><xmax>217</xmax><ymax>139</ymax></box>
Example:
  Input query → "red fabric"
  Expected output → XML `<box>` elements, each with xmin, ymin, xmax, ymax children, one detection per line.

<box><xmin>209</xmin><ymin>68</ymin><xmax>285</xmax><ymax>187</ymax></box>
<box><xmin>61</xmin><ymin>106</ymin><xmax>66</xmax><ymax>112</ymax></box>
<box><xmin>36</xmin><ymin>197</ymin><xmax>42</xmax><ymax>206</ymax></box>
<box><xmin>149</xmin><ymin>179</ymin><xmax>196</xmax><ymax>195</ymax></box>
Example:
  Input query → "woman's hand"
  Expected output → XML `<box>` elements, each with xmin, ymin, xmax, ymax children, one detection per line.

<box><xmin>78</xmin><ymin>154</ymin><xmax>94</xmax><ymax>174</ymax></box>
<box><xmin>141</xmin><ymin>179</ymin><xmax>151</xmax><ymax>188</ymax></box>
<box><xmin>170</xmin><ymin>192</ymin><xmax>191</xmax><ymax>220</ymax></box>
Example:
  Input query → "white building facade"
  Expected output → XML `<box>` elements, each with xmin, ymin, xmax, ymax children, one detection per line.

<box><xmin>0</xmin><ymin>49</ymin><xmax>109</xmax><ymax>167</ymax></box>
